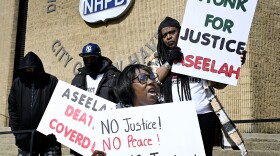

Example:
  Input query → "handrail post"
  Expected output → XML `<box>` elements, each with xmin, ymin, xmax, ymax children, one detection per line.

<box><xmin>30</xmin><ymin>130</ymin><xmax>34</xmax><ymax>156</ymax></box>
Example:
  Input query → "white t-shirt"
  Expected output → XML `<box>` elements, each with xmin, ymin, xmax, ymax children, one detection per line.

<box><xmin>148</xmin><ymin>57</ymin><xmax>213</xmax><ymax>114</ymax></box>
<box><xmin>86</xmin><ymin>74</ymin><xmax>104</xmax><ymax>94</ymax></box>
<box><xmin>171</xmin><ymin>75</ymin><xmax>213</xmax><ymax>114</ymax></box>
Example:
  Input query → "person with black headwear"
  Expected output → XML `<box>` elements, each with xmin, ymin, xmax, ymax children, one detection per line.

<box><xmin>148</xmin><ymin>17</ymin><xmax>248</xmax><ymax>156</ymax></box>
<box><xmin>70</xmin><ymin>43</ymin><xmax>120</xmax><ymax>156</ymax></box>
<box><xmin>8</xmin><ymin>51</ymin><xmax>61</xmax><ymax>155</ymax></box>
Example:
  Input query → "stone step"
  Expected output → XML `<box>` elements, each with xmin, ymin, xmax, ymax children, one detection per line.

<box><xmin>0</xmin><ymin>127</ymin><xmax>70</xmax><ymax>155</ymax></box>
<box><xmin>213</xmin><ymin>149</ymin><xmax>280</xmax><ymax>156</ymax></box>
<box><xmin>1</xmin><ymin>128</ymin><xmax>280</xmax><ymax>156</ymax></box>
<box><xmin>0</xmin><ymin>143</ymin><xmax>17</xmax><ymax>150</ymax></box>
<box><xmin>62</xmin><ymin>147</ymin><xmax>71</xmax><ymax>155</ymax></box>
<box><xmin>242</xmin><ymin>133</ymin><xmax>280</xmax><ymax>142</ymax></box>
<box><xmin>245</xmin><ymin>139</ymin><xmax>280</xmax><ymax>151</ymax></box>
<box><xmin>0</xmin><ymin>127</ymin><xmax>11</xmax><ymax>131</ymax></box>
<box><xmin>0</xmin><ymin>127</ymin><xmax>13</xmax><ymax>140</ymax></box>
<box><xmin>0</xmin><ymin>147</ymin><xmax>70</xmax><ymax>155</ymax></box>
<box><xmin>0</xmin><ymin>140</ymin><xmax>15</xmax><ymax>144</ymax></box>
<box><xmin>0</xmin><ymin>152</ymin><xmax>17</xmax><ymax>156</ymax></box>
<box><xmin>0</xmin><ymin>134</ymin><xmax>15</xmax><ymax>139</ymax></box>
<box><xmin>0</xmin><ymin>146</ymin><xmax>70</xmax><ymax>156</ymax></box>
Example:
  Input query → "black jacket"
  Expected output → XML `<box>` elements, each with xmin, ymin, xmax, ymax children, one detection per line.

<box><xmin>8</xmin><ymin>52</ymin><xmax>59</xmax><ymax>151</ymax></box>
<box><xmin>71</xmin><ymin>56</ymin><xmax>120</xmax><ymax>103</ymax></box>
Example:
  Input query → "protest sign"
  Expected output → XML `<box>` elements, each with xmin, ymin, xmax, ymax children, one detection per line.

<box><xmin>37</xmin><ymin>80</ymin><xmax>117</xmax><ymax>153</ymax></box>
<box><xmin>172</xmin><ymin>0</ymin><xmax>258</xmax><ymax>85</ymax></box>
<box><xmin>38</xmin><ymin>80</ymin><xmax>205</xmax><ymax>155</ymax></box>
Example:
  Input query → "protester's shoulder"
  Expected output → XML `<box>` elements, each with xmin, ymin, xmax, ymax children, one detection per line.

<box><xmin>72</xmin><ymin>67</ymin><xmax>85</xmax><ymax>78</ymax></box>
<box><xmin>42</xmin><ymin>73</ymin><xmax>58</xmax><ymax>86</ymax></box>
<box><xmin>105</xmin><ymin>65</ymin><xmax>120</xmax><ymax>76</ymax></box>
<box><xmin>13</xmin><ymin>77</ymin><xmax>20</xmax><ymax>82</ymax></box>
<box><xmin>49</xmin><ymin>74</ymin><xmax>58</xmax><ymax>81</ymax></box>
<box><xmin>43</xmin><ymin>72</ymin><xmax>58</xmax><ymax>81</ymax></box>
<box><xmin>71</xmin><ymin>70</ymin><xmax>85</xmax><ymax>86</ymax></box>
<box><xmin>11</xmin><ymin>77</ymin><xmax>21</xmax><ymax>86</ymax></box>
<box><xmin>109</xmin><ymin>64</ymin><xmax>120</xmax><ymax>72</ymax></box>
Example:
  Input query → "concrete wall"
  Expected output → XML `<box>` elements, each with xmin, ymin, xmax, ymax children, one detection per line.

<box><xmin>0</xmin><ymin>0</ymin><xmax>279</xmax><ymax>133</ymax></box>
<box><xmin>250</xmin><ymin>1</ymin><xmax>280</xmax><ymax>133</ymax></box>
<box><xmin>216</xmin><ymin>0</ymin><xmax>280</xmax><ymax>133</ymax></box>
<box><xmin>0</xmin><ymin>0</ymin><xmax>19</xmax><ymax>126</ymax></box>
<box><xmin>24</xmin><ymin>0</ymin><xmax>188</xmax><ymax>83</ymax></box>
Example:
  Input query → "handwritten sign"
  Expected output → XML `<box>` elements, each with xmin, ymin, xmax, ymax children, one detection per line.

<box><xmin>38</xmin><ymin>81</ymin><xmax>205</xmax><ymax>155</ymax></box>
<box><xmin>172</xmin><ymin>0</ymin><xmax>258</xmax><ymax>85</ymax></box>
<box><xmin>37</xmin><ymin>80</ymin><xmax>116</xmax><ymax>152</ymax></box>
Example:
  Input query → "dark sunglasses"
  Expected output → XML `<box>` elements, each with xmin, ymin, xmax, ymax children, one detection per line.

<box><xmin>131</xmin><ymin>73</ymin><xmax>157</xmax><ymax>84</ymax></box>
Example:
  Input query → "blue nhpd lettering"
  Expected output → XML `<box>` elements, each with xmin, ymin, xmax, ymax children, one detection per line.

<box><xmin>83</xmin><ymin>0</ymin><xmax>127</xmax><ymax>15</ymax></box>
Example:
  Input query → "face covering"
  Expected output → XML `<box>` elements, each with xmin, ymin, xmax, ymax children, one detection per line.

<box><xmin>23</xmin><ymin>71</ymin><xmax>39</xmax><ymax>83</ymax></box>
<box><xmin>84</xmin><ymin>58</ymin><xmax>102</xmax><ymax>79</ymax></box>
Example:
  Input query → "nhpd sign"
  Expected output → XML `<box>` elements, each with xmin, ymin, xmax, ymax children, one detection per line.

<box><xmin>79</xmin><ymin>0</ymin><xmax>134</xmax><ymax>23</ymax></box>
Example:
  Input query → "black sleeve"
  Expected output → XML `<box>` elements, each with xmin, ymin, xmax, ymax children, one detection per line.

<box><xmin>8</xmin><ymin>81</ymin><xmax>19</xmax><ymax>132</ymax></box>
<box><xmin>50</xmin><ymin>75</ymin><xmax>59</xmax><ymax>95</ymax></box>
<box><xmin>111</xmin><ymin>70</ymin><xmax>120</xmax><ymax>103</ymax></box>
<box><xmin>71</xmin><ymin>75</ymin><xmax>78</xmax><ymax>86</ymax></box>
<box><xmin>71</xmin><ymin>73</ymin><xmax>85</xmax><ymax>90</ymax></box>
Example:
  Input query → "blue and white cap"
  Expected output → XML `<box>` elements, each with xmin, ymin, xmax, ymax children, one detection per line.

<box><xmin>79</xmin><ymin>43</ymin><xmax>101</xmax><ymax>57</ymax></box>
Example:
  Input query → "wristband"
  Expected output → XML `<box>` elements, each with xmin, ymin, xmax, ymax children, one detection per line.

<box><xmin>154</xmin><ymin>73</ymin><xmax>162</xmax><ymax>86</ymax></box>
<box><xmin>163</xmin><ymin>62</ymin><xmax>171</xmax><ymax>70</ymax></box>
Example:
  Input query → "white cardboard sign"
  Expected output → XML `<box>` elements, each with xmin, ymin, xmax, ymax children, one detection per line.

<box><xmin>37</xmin><ymin>81</ymin><xmax>205</xmax><ymax>155</ymax></box>
<box><xmin>172</xmin><ymin>0</ymin><xmax>258</xmax><ymax>85</ymax></box>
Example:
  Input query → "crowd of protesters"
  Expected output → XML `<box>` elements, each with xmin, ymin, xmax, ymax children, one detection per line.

<box><xmin>8</xmin><ymin>16</ymin><xmax>247</xmax><ymax>156</ymax></box>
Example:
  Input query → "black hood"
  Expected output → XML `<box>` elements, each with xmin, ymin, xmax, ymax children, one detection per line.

<box><xmin>18</xmin><ymin>52</ymin><xmax>45</xmax><ymax>71</ymax></box>
<box><xmin>17</xmin><ymin>52</ymin><xmax>46</xmax><ymax>82</ymax></box>
<box><xmin>99</xmin><ymin>56</ymin><xmax>113</xmax><ymax>73</ymax></box>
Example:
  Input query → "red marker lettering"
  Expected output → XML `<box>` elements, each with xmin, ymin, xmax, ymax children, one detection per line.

<box><xmin>49</xmin><ymin>119</ymin><xmax>57</xmax><ymax>129</ymax></box>
<box><xmin>69</xmin><ymin>130</ymin><xmax>77</xmax><ymax>142</ymax></box>
<box><xmin>202</xmin><ymin>57</ymin><xmax>211</xmax><ymax>71</ymax></box>
<box><xmin>181</xmin><ymin>54</ymin><xmax>240</xmax><ymax>79</ymax></box>
<box><xmin>73</xmin><ymin>108</ymin><xmax>81</xmax><ymax>121</ymax></box>
<box><xmin>75</xmin><ymin>132</ymin><xmax>83</xmax><ymax>145</ymax></box>
<box><xmin>78</xmin><ymin>112</ymin><xmax>87</xmax><ymax>125</ymax></box>
<box><xmin>210</xmin><ymin>59</ymin><xmax>218</xmax><ymax>73</ymax></box>
<box><xmin>229</xmin><ymin>65</ymin><xmax>240</xmax><ymax>79</ymax></box>
<box><xmin>127</xmin><ymin>135</ymin><xmax>153</xmax><ymax>148</ymax></box>
<box><xmin>65</xmin><ymin>105</ymin><xmax>74</xmax><ymax>117</ymax></box>
<box><xmin>194</xmin><ymin>56</ymin><xmax>203</xmax><ymax>70</ymax></box>
<box><xmin>64</xmin><ymin>126</ymin><xmax>72</xmax><ymax>138</ymax></box>
<box><xmin>81</xmin><ymin>136</ymin><xmax>91</xmax><ymax>148</ymax></box>
<box><xmin>184</xmin><ymin>55</ymin><xmax>194</xmax><ymax>67</ymax></box>
<box><xmin>218</xmin><ymin>63</ymin><xmax>229</xmax><ymax>76</ymax></box>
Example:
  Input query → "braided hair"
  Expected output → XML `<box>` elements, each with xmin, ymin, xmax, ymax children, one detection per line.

<box><xmin>157</xmin><ymin>17</ymin><xmax>192</xmax><ymax>102</ymax></box>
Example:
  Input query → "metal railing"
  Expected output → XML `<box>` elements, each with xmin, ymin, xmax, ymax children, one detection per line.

<box><xmin>0</xmin><ymin>113</ymin><xmax>9</xmax><ymax>119</ymax></box>
<box><xmin>0</xmin><ymin>118</ymin><xmax>279</xmax><ymax>155</ymax></box>
<box><xmin>0</xmin><ymin>129</ymin><xmax>36</xmax><ymax>156</ymax></box>
<box><xmin>234</xmin><ymin>118</ymin><xmax>280</xmax><ymax>124</ymax></box>
<box><xmin>0</xmin><ymin>113</ymin><xmax>9</xmax><ymax>127</ymax></box>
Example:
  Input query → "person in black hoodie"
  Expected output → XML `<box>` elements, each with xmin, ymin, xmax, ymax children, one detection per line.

<box><xmin>70</xmin><ymin>43</ymin><xmax>120</xmax><ymax>156</ymax></box>
<box><xmin>8</xmin><ymin>51</ymin><xmax>61</xmax><ymax>155</ymax></box>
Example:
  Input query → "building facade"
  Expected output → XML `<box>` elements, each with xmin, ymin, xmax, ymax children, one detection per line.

<box><xmin>0</xmin><ymin>0</ymin><xmax>279</xmax><ymax>133</ymax></box>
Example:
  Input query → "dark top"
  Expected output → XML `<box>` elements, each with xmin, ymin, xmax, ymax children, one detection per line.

<box><xmin>71</xmin><ymin>56</ymin><xmax>120</xmax><ymax>103</ymax></box>
<box><xmin>8</xmin><ymin>52</ymin><xmax>59</xmax><ymax>151</ymax></box>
